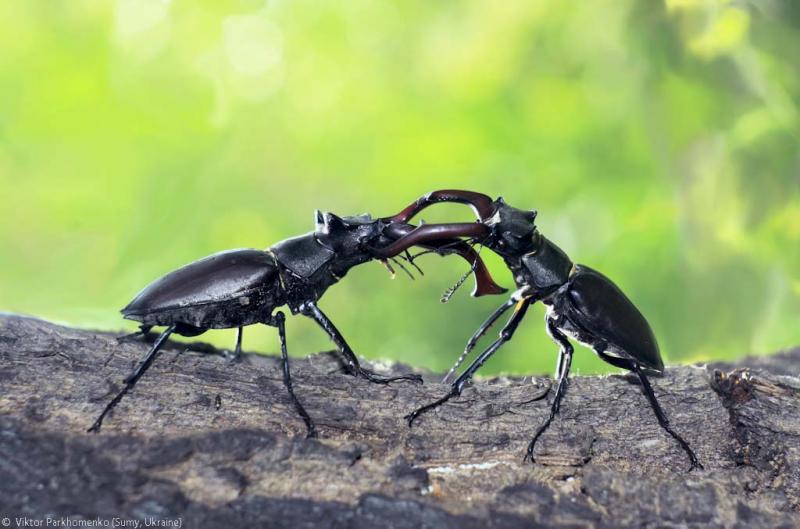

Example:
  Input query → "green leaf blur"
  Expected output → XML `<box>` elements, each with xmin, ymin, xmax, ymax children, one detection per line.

<box><xmin>1</xmin><ymin>0</ymin><xmax>798</xmax><ymax>375</ymax></box>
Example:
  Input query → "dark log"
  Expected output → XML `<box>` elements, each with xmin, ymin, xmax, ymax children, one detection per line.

<box><xmin>1</xmin><ymin>314</ymin><xmax>798</xmax><ymax>528</ymax></box>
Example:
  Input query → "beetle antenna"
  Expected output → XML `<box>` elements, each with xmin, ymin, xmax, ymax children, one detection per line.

<box><xmin>442</xmin><ymin>349</ymin><xmax>470</xmax><ymax>385</ymax></box>
<box><xmin>440</xmin><ymin>266</ymin><xmax>474</xmax><ymax>303</ymax></box>
<box><xmin>440</xmin><ymin>242</ymin><xmax>481</xmax><ymax>303</ymax></box>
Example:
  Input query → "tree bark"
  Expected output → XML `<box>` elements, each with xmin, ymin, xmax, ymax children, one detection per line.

<box><xmin>1</xmin><ymin>314</ymin><xmax>798</xmax><ymax>528</ymax></box>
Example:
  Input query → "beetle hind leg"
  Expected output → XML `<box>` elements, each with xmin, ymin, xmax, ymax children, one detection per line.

<box><xmin>89</xmin><ymin>325</ymin><xmax>175</xmax><ymax>433</ymax></box>
<box><xmin>633</xmin><ymin>365</ymin><xmax>703</xmax><ymax>471</ymax></box>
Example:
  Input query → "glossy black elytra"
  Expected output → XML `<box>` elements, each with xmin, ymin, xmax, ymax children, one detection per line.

<box><xmin>88</xmin><ymin>210</ymin><xmax>505</xmax><ymax>436</ymax></box>
<box><xmin>372</xmin><ymin>190</ymin><xmax>702</xmax><ymax>471</ymax></box>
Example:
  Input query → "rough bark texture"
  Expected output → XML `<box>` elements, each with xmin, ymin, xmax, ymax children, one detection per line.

<box><xmin>1</xmin><ymin>314</ymin><xmax>799</xmax><ymax>528</ymax></box>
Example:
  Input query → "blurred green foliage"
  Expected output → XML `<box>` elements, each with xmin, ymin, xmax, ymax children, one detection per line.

<box><xmin>1</xmin><ymin>0</ymin><xmax>798</xmax><ymax>376</ymax></box>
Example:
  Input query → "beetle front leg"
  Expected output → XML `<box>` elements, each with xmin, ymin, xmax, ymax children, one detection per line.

<box><xmin>406</xmin><ymin>298</ymin><xmax>532</xmax><ymax>426</ymax></box>
<box><xmin>269</xmin><ymin>311</ymin><xmax>316</xmax><ymax>438</ymax></box>
<box><xmin>301</xmin><ymin>301</ymin><xmax>423</xmax><ymax>385</ymax></box>
<box><xmin>442</xmin><ymin>298</ymin><xmax>516</xmax><ymax>384</ymax></box>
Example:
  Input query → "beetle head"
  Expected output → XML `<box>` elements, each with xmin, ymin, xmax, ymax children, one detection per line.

<box><xmin>484</xmin><ymin>197</ymin><xmax>538</xmax><ymax>257</ymax></box>
<box><xmin>314</xmin><ymin>210</ymin><xmax>384</xmax><ymax>253</ymax></box>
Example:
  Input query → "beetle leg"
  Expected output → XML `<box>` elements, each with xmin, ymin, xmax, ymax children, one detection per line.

<box><xmin>269</xmin><ymin>311</ymin><xmax>316</xmax><ymax>438</ymax></box>
<box><xmin>442</xmin><ymin>298</ymin><xmax>516</xmax><ymax>384</ymax></box>
<box><xmin>634</xmin><ymin>365</ymin><xmax>703</xmax><ymax>471</ymax></box>
<box><xmin>88</xmin><ymin>325</ymin><xmax>176</xmax><ymax>433</ymax></box>
<box><xmin>222</xmin><ymin>326</ymin><xmax>243</xmax><ymax>362</ymax></box>
<box><xmin>406</xmin><ymin>297</ymin><xmax>532</xmax><ymax>427</ymax></box>
<box><xmin>300</xmin><ymin>302</ymin><xmax>423</xmax><ymax>385</ymax></box>
<box><xmin>525</xmin><ymin>318</ymin><xmax>573</xmax><ymax>463</ymax></box>
<box><xmin>234</xmin><ymin>326</ymin><xmax>243</xmax><ymax>357</ymax></box>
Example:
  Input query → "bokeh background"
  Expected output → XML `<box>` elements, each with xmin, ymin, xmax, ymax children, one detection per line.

<box><xmin>1</xmin><ymin>0</ymin><xmax>798</xmax><ymax>376</ymax></box>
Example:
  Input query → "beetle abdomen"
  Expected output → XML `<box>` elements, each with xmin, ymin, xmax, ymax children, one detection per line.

<box><xmin>562</xmin><ymin>265</ymin><xmax>663</xmax><ymax>372</ymax></box>
<box><xmin>122</xmin><ymin>248</ymin><xmax>280</xmax><ymax>328</ymax></box>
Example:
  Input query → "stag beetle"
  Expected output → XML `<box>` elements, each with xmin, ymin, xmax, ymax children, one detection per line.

<box><xmin>371</xmin><ymin>190</ymin><xmax>702</xmax><ymax>471</ymax></box>
<box><xmin>88</xmin><ymin>209</ymin><xmax>505</xmax><ymax>436</ymax></box>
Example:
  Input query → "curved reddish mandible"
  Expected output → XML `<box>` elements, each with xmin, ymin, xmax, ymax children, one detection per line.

<box><xmin>380</xmin><ymin>223</ymin><xmax>506</xmax><ymax>297</ymax></box>
<box><xmin>370</xmin><ymin>222</ymin><xmax>489</xmax><ymax>259</ymax></box>
<box><xmin>386</xmin><ymin>190</ymin><xmax>496</xmax><ymax>224</ymax></box>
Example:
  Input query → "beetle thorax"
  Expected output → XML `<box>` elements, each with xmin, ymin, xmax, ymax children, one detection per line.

<box><xmin>507</xmin><ymin>232</ymin><xmax>573</xmax><ymax>294</ymax></box>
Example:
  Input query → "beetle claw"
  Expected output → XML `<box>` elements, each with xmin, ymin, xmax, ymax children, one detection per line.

<box><xmin>524</xmin><ymin>441</ymin><xmax>538</xmax><ymax>465</ymax></box>
<box><xmin>688</xmin><ymin>459</ymin><xmax>704</xmax><ymax>472</ymax></box>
